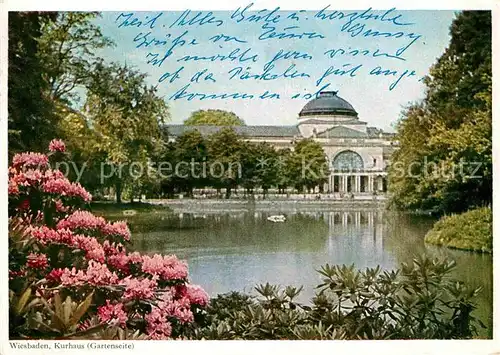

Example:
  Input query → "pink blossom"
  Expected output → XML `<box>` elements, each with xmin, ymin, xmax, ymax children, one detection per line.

<box><xmin>121</xmin><ymin>276</ymin><xmax>157</xmax><ymax>300</ymax></box>
<box><xmin>141</xmin><ymin>254</ymin><xmax>188</xmax><ymax>281</ymax></box>
<box><xmin>73</xmin><ymin>235</ymin><xmax>105</xmax><ymax>262</ymax></box>
<box><xmin>97</xmin><ymin>300</ymin><xmax>127</xmax><ymax>327</ymax></box>
<box><xmin>9</xmin><ymin>269</ymin><xmax>26</xmax><ymax>280</ymax></box>
<box><xmin>30</xmin><ymin>226</ymin><xmax>75</xmax><ymax>245</ymax></box>
<box><xmin>31</xmin><ymin>225</ymin><xmax>104</xmax><ymax>262</ymax></box>
<box><xmin>46</xmin><ymin>268</ymin><xmax>65</xmax><ymax>283</ymax></box>
<box><xmin>12</xmin><ymin>169</ymin><xmax>44</xmax><ymax>187</ymax></box>
<box><xmin>49</xmin><ymin>139</ymin><xmax>66</xmax><ymax>153</ymax></box>
<box><xmin>163</xmin><ymin>297</ymin><xmax>194</xmax><ymax>323</ymax></box>
<box><xmin>60</xmin><ymin>261</ymin><xmax>119</xmax><ymax>287</ymax></box>
<box><xmin>103</xmin><ymin>240</ymin><xmax>126</xmax><ymax>256</ymax></box>
<box><xmin>85</xmin><ymin>261</ymin><xmax>119</xmax><ymax>286</ymax></box>
<box><xmin>145</xmin><ymin>307</ymin><xmax>172</xmax><ymax>340</ymax></box>
<box><xmin>60</xmin><ymin>268</ymin><xmax>88</xmax><ymax>286</ymax></box>
<box><xmin>186</xmin><ymin>284</ymin><xmax>209</xmax><ymax>307</ymax></box>
<box><xmin>102</xmin><ymin>221</ymin><xmax>131</xmax><ymax>241</ymax></box>
<box><xmin>68</xmin><ymin>182</ymin><xmax>92</xmax><ymax>202</ymax></box>
<box><xmin>161</xmin><ymin>260</ymin><xmax>188</xmax><ymax>281</ymax></box>
<box><xmin>12</xmin><ymin>152</ymin><xmax>49</xmax><ymax>169</ymax></box>
<box><xmin>141</xmin><ymin>254</ymin><xmax>165</xmax><ymax>275</ymax></box>
<box><xmin>43</xmin><ymin>178</ymin><xmax>92</xmax><ymax>202</ymax></box>
<box><xmin>108</xmin><ymin>253</ymin><xmax>130</xmax><ymax>273</ymax></box>
<box><xmin>127</xmin><ymin>252</ymin><xmax>143</xmax><ymax>264</ymax></box>
<box><xmin>54</xmin><ymin>199</ymin><xmax>69</xmax><ymax>212</ymax></box>
<box><xmin>57</xmin><ymin>211</ymin><xmax>106</xmax><ymax>231</ymax></box>
<box><xmin>43</xmin><ymin>169</ymin><xmax>66</xmax><ymax>181</ymax></box>
<box><xmin>26</xmin><ymin>253</ymin><xmax>49</xmax><ymax>269</ymax></box>
<box><xmin>8</xmin><ymin>179</ymin><xmax>19</xmax><ymax>195</ymax></box>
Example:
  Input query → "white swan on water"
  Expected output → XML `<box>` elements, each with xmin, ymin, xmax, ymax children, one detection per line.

<box><xmin>267</xmin><ymin>215</ymin><xmax>286</xmax><ymax>222</ymax></box>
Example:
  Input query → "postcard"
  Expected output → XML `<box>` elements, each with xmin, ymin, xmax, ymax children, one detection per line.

<box><xmin>2</xmin><ymin>0</ymin><xmax>497</xmax><ymax>354</ymax></box>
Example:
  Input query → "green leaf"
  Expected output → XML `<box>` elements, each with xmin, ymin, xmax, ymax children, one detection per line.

<box><xmin>70</xmin><ymin>292</ymin><xmax>94</xmax><ymax>326</ymax></box>
<box><xmin>16</xmin><ymin>287</ymin><xmax>32</xmax><ymax>315</ymax></box>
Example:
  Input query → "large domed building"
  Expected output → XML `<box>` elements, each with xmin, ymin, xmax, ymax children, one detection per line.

<box><xmin>166</xmin><ymin>91</ymin><xmax>395</xmax><ymax>195</ymax></box>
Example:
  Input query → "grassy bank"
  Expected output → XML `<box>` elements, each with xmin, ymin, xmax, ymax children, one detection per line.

<box><xmin>89</xmin><ymin>201</ymin><xmax>171</xmax><ymax>219</ymax></box>
<box><xmin>424</xmin><ymin>207</ymin><xmax>492</xmax><ymax>253</ymax></box>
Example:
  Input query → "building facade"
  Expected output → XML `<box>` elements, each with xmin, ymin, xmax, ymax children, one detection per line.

<box><xmin>166</xmin><ymin>91</ymin><xmax>396</xmax><ymax>195</ymax></box>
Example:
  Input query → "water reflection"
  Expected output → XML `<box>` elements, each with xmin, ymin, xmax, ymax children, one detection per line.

<box><xmin>130</xmin><ymin>208</ymin><xmax>492</xmax><ymax>337</ymax></box>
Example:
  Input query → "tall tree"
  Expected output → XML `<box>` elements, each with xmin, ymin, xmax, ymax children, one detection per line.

<box><xmin>38</xmin><ymin>12</ymin><xmax>113</xmax><ymax>104</ymax></box>
<box><xmin>288</xmin><ymin>139</ymin><xmax>329</xmax><ymax>193</ymax></box>
<box><xmin>8</xmin><ymin>12</ymin><xmax>57</xmax><ymax>154</ymax></box>
<box><xmin>171</xmin><ymin>130</ymin><xmax>209</xmax><ymax>196</ymax></box>
<box><xmin>254</xmin><ymin>142</ymin><xmax>279</xmax><ymax>197</ymax></box>
<box><xmin>389</xmin><ymin>11</ymin><xmax>492</xmax><ymax>213</ymax></box>
<box><xmin>184</xmin><ymin>109</ymin><xmax>245</xmax><ymax>126</ymax></box>
<box><xmin>276</xmin><ymin>148</ymin><xmax>293</xmax><ymax>193</ymax></box>
<box><xmin>207</xmin><ymin>128</ymin><xmax>245</xmax><ymax>198</ymax></box>
<box><xmin>84</xmin><ymin>62</ymin><xmax>169</xmax><ymax>203</ymax></box>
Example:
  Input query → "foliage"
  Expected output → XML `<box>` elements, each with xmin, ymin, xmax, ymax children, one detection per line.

<box><xmin>8</xmin><ymin>142</ymin><xmax>208</xmax><ymax>340</ymax></box>
<box><xmin>169</xmin><ymin>130</ymin><xmax>209</xmax><ymax>197</ymax></box>
<box><xmin>8</xmin><ymin>12</ymin><xmax>113</xmax><ymax>157</ymax></box>
<box><xmin>184</xmin><ymin>109</ymin><xmax>245</xmax><ymax>126</ymax></box>
<box><xmin>159</xmin><ymin>128</ymin><xmax>329</xmax><ymax>197</ymax></box>
<box><xmin>8</xmin><ymin>12</ymin><xmax>58</xmax><ymax>155</ymax></box>
<box><xmin>206</xmin><ymin>128</ymin><xmax>245</xmax><ymax>198</ymax></box>
<box><xmin>424</xmin><ymin>207</ymin><xmax>492</xmax><ymax>253</ymax></box>
<box><xmin>194</xmin><ymin>256</ymin><xmax>484</xmax><ymax>340</ymax></box>
<box><xmin>288</xmin><ymin>139</ymin><xmax>329</xmax><ymax>193</ymax></box>
<box><xmin>38</xmin><ymin>12</ymin><xmax>114</xmax><ymax>103</ymax></box>
<box><xmin>389</xmin><ymin>11</ymin><xmax>492</xmax><ymax>214</ymax></box>
<box><xmin>84</xmin><ymin>62</ymin><xmax>170</xmax><ymax>202</ymax></box>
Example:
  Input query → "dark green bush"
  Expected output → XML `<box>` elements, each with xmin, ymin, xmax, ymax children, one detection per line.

<box><xmin>192</xmin><ymin>255</ymin><xmax>484</xmax><ymax>340</ymax></box>
<box><xmin>425</xmin><ymin>207</ymin><xmax>492</xmax><ymax>253</ymax></box>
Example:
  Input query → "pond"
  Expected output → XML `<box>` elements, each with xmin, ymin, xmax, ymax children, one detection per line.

<box><xmin>125</xmin><ymin>206</ymin><xmax>493</xmax><ymax>338</ymax></box>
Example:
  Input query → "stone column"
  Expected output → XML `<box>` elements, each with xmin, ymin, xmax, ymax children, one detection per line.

<box><xmin>367</xmin><ymin>175</ymin><xmax>372</xmax><ymax>192</ymax></box>
<box><xmin>356</xmin><ymin>175</ymin><xmax>360</xmax><ymax>193</ymax></box>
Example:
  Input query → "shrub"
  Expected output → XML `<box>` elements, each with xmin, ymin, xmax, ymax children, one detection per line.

<box><xmin>8</xmin><ymin>140</ymin><xmax>208</xmax><ymax>340</ymax></box>
<box><xmin>194</xmin><ymin>256</ymin><xmax>484</xmax><ymax>340</ymax></box>
<box><xmin>425</xmin><ymin>207</ymin><xmax>492</xmax><ymax>253</ymax></box>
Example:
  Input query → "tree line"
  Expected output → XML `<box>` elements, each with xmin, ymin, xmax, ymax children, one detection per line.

<box><xmin>388</xmin><ymin>11</ymin><xmax>492</xmax><ymax>214</ymax></box>
<box><xmin>158</xmin><ymin>128</ymin><xmax>329</xmax><ymax>199</ymax></box>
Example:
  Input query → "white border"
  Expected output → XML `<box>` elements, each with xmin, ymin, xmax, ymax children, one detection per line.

<box><xmin>0</xmin><ymin>1</ymin><xmax>498</xmax><ymax>354</ymax></box>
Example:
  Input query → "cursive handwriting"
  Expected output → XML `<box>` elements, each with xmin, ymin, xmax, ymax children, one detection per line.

<box><xmin>112</xmin><ymin>5</ymin><xmax>428</xmax><ymax>100</ymax></box>
<box><xmin>324</xmin><ymin>47</ymin><xmax>405</xmax><ymax>61</ymax></box>
<box><xmin>115</xmin><ymin>12</ymin><xmax>163</xmax><ymax>29</ymax></box>
<box><xmin>228</xmin><ymin>64</ymin><xmax>310</xmax><ymax>81</ymax></box>
<box><xmin>258</xmin><ymin>23</ymin><xmax>325</xmax><ymax>40</ymax></box>
<box><xmin>169</xmin><ymin>10</ymin><xmax>224</xmax><ymax>28</ymax></box>
<box><xmin>231</xmin><ymin>3</ymin><xmax>281</xmax><ymax>24</ymax></box>
<box><xmin>177</xmin><ymin>47</ymin><xmax>259</xmax><ymax>64</ymax></box>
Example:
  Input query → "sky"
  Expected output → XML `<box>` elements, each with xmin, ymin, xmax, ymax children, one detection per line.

<box><xmin>90</xmin><ymin>8</ymin><xmax>458</xmax><ymax>132</ymax></box>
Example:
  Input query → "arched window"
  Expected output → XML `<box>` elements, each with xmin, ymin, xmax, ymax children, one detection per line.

<box><xmin>332</xmin><ymin>150</ymin><xmax>364</xmax><ymax>171</ymax></box>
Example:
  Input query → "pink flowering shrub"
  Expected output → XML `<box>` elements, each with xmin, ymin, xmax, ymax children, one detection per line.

<box><xmin>48</xmin><ymin>139</ymin><xmax>66</xmax><ymax>153</ymax></box>
<box><xmin>9</xmin><ymin>141</ymin><xmax>209</xmax><ymax>340</ymax></box>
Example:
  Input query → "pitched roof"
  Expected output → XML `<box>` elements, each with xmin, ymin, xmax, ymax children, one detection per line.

<box><xmin>299</xmin><ymin>118</ymin><xmax>367</xmax><ymax>125</ymax></box>
<box><xmin>164</xmin><ymin>125</ymin><xmax>300</xmax><ymax>138</ymax></box>
<box><xmin>316</xmin><ymin>126</ymin><xmax>368</xmax><ymax>138</ymax></box>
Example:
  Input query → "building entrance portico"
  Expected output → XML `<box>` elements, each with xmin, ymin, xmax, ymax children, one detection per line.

<box><xmin>328</xmin><ymin>173</ymin><xmax>387</xmax><ymax>194</ymax></box>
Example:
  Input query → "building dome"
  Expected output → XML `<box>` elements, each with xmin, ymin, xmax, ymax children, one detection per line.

<box><xmin>299</xmin><ymin>91</ymin><xmax>358</xmax><ymax>117</ymax></box>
